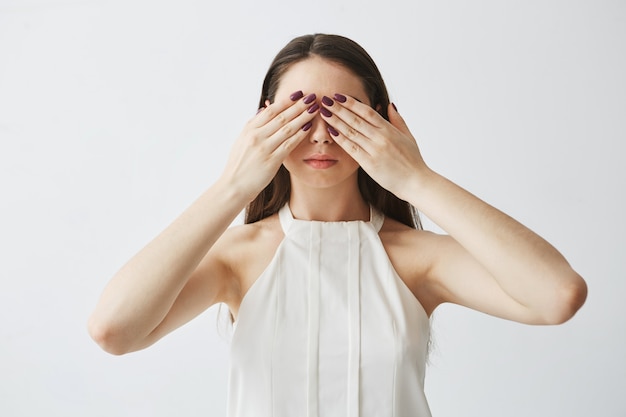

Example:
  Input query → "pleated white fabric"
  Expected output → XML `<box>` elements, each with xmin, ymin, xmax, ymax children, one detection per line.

<box><xmin>227</xmin><ymin>204</ymin><xmax>432</xmax><ymax>417</ymax></box>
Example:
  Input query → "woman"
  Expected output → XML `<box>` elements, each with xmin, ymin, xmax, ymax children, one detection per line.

<box><xmin>88</xmin><ymin>34</ymin><xmax>587</xmax><ymax>416</ymax></box>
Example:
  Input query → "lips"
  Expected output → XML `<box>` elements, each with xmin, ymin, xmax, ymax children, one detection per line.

<box><xmin>305</xmin><ymin>153</ymin><xmax>337</xmax><ymax>162</ymax></box>
<box><xmin>304</xmin><ymin>153</ymin><xmax>338</xmax><ymax>169</ymax></box>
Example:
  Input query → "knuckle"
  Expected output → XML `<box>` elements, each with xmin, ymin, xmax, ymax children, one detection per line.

<box><xmin>346</xmin><ymin>128</ymin><xmax>358</xmax><ymax>139</ymax></box>
<box><xmin>248</xmin><ymin>132</ymin><xmax>261</xmax><ymax>144</ymax></box>
<box><xmin>281</xmin><ymin>137</ymin><xmax>297</xmax><ymax>153</ymax></box>
<box><xmin>280</xmin><ymin>123</ymin><xmax>295</xmax><ymax>137</ymax></box>
<box><xmin>364</xmin><ymin>107</ymin><xmax>377</xmax><ymax>120</ymax></box>
<box><xmin>262</xmin><ymin>106</ymin><xmax>277</xmax><ymax>119</ymax></box>
<box><xmin>275</xmin><ymin>113</ymin><xmax>287</xmax><ymax>125</ymax></box>
<box><xmin>256</xmin><ymin>139</ymin><xmax>270</xmax><ymax>153</ymax></box>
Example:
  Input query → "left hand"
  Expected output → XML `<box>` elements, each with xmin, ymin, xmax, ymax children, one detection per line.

<box><xmin>320</xmin><ymin>94</ymin><xmax>430</xmax><ymax>200</ymax></box>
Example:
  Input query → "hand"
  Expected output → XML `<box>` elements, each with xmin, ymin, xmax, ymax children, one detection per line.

<box><xmin>220</xmin><ymin>91</ymin><xmax>319</xmax><ymax>201</ymax></box>
<box><xmin>320</xmin><ymin>94</ymin><xmax>430</xmax><ymax>201</ymax></box>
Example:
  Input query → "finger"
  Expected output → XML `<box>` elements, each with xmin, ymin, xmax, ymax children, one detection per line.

<box><xmin>387</xmin><ymin>102</ymin><xmax>412</xmax><ymax>136</ymax></box>
<box><xmin>320</xmin><ymin>94</ymin><xmax>386</xmax><ymax>150</ymax></box>
<box><xmin>250</xmin><ymin>90</ymin><xmax>303</xmax><ymax>126</ymax></box>
<box><xmin>324</xmin><ymin>115</ymin><xmax>373</xmax><ymax>160</ymax></box>
<box><xmin>257</xmin><ymin>93</ymin><xmax>317</xmax><ymax>137</ymax></box>
<box><xmin>320</xmin><ymin>98</ymin><xmax>377</xmax><ymax>156</ymax></box>
<box><xmin>264</xmin><ymin>101</ymin><xmax>319</xmax><ymax>157</ymax></box>
<box><xmin>322</xmin><ymin>93</ymin><xmax>387</xmax><ymax>130</ymax></box>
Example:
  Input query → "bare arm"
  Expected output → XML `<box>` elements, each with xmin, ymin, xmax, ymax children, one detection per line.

<box><xmin>87</xmin><ymin>182</ymin><xmax>245</xmax><ymax>355</ymax></box>
<box><xmin>321</xmin><ymin>96</ymin><xmax>587</xmax><ymax>324</ymax></box>
<box><xmin>411</xmin><ymin>172</ymin><xmax>587</xmax><ymax>324</ymax></box>
<box><xmin>88</xmin><ymin>91</ymin><xmax>320</xmax><ymax>354</ymax></box>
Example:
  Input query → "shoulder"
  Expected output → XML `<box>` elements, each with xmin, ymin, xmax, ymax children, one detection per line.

<box><xmin>219</xmin><ymin>214</ymin><xmax>280</xmax><ymax>244</ymax></box>
<box><xmin>378</xmin><ymin>217</ymin><xmax>450</xmax><ymax>315</ymax></box>
<box><xmin>213</xmin><ymin>213</ymin><xmax>282</xmax><ymax>266</ymax></box>
<box><xmin>378</xmin><ymin>216</ymin><xmax>445</xmax><ymax>258</ymax></box>
<box><xmin>211</xmin><ymin>214</ymin><xmax>284</xmax><ymax>306</ymax></box>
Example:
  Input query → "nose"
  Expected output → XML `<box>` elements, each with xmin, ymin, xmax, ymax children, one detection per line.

<box><xmin>308</xmin><ymin>115</ymin><xmax>334</xmax><ymax>144</ymax></box>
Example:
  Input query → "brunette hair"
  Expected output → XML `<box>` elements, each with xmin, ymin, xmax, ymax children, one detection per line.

<box><xmin>244</xmin><ymin>34</ymin><xmax>421</xmax><ymax>229</ymax></box>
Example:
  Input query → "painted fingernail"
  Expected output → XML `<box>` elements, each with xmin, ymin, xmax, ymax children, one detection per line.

<box><xmin>256</xmin><ymin>107</ymin><xmax>264</xmax><ymax>114</ymax></box>
<box><xmin>334</xmin><ymin>93</ymin><xmax>347</xmax><ymax>103</ymax></box>
<box><xmin>307</xmin><ymin>103</ymin><xmax>320</xmax><ymax>113</ymax></box>
<box><xmin>303</xmin><ymin>93</ymin><xmax>317</xmax><ymax>104</ymax></box>
<box><xmin>320</xmin><ymin>107</ymin><xmax>332</xmax><ymax>117</ymax></box>
<box><xmin>302</xmin><ymin>121</ymin><xmax>313</xmax><ymax>131</ymax></box>
<box><xmin>322</xmin><ymin>96</ymin><xmax>334</xmax><ymax>106</ymax></box>
<box><xmin>328</xmin><ymin>126</ymin><xmax>339</xmax><ymax>137</ymax></box>
<box><xmin>392</xmin><ymin>102</ymin><xmax>398</xmax><ymax>112</ymax></box>
<box><xmin>290</xmin><ymin>90</ymin><xmax>304</xmax><ymax>101</ymax></box>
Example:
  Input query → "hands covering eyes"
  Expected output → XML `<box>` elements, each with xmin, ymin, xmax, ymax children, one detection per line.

<box><xmin>221</xmin><ymin>90</ymin><xmax>427</xmax><ymax>203</ymax></box>
<box><xmin>318</xmin><ymin>94</ymin><xmax>428</xmax><ymax>201</ymax></box>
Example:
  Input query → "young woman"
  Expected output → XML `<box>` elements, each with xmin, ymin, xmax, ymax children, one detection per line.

<box><xmin>88</xmin><ymin>34</ymin><xmax>587</xmax><ymax>416</ymax></box>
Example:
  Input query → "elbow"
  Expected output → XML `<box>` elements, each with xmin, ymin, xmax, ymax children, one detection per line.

<box><xmin>541</xmin><ymin>272</ymin><xmax>588</xmax><ymax>325</ymax></box>
<box><xmin>87</xmin><ymin>315</ymin><xmax>135</xmax><ymax>356</ymax></box>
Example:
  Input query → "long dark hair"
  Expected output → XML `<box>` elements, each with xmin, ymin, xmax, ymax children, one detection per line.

<box><xmin>245</xmin><ymin>34</ymin><xmax>421</xmax><ymax>230</ymax></box>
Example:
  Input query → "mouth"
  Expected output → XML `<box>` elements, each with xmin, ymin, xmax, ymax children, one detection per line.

<box><xmin>304</xmin><ymin>154</ymin><xmax>338</xmax><ymax>169</ymax></box>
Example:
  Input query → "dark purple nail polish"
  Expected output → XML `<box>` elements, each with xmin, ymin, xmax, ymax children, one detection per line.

<box><xmin>320</xmin><ymin>107</ymin><xmax>332</xmax><ymax>117</ymax></box>
<box><xmin>302</xmin><ymin>121</ymin><xmax>313</xmax><ymax>131</ymax></box>
<box><xmin>322</xmin><ymin>96</ymin><xmax>334</xmax><ymax>106</ymax></box>
<box><xmin>328</xmin><ymin>126</ymin><xmax>339</xmax><ymax>137</ymax></box>
<box><xmin>334</xmin><ymin>93</ymin><xmax>347</xmax><ymax>103</ymax></box>
<box><xmin>303</xmin><ymin>93</ymin><xmax>317</xmax><ymax>104</ymax></box>
<box><xmin>290</xmin><ymin>90</ymin><xmax>304</xmax><ymax>101</ymax></box>
<box><xmin>392</xmin><ymin>102</ymin><xmax>398</xmax><ymax>112</ymax></box>
<box><xmin>307</xmin><ymin>103</ymin><xmax>320</xmax><ymax>113</ymax></box>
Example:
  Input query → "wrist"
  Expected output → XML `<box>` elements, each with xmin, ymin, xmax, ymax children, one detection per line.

<box><xmin>402</xmin><ymin>167</ymin><xmax>445</xmax><ymax>208</ymax></box>
<box><xmin>212</xmin><ymin>176</ymin><xmax>257</xmax><ymax>208</ymax></box>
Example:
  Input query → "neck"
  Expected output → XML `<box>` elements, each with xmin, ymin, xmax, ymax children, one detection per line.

<box><xmin>288</xmin><ymin>179</ymin><xmax>370</xmax><ymax>222</ymax></box>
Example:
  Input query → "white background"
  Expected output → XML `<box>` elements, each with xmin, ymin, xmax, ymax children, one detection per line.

<box><xmin>1</xmin><ymin>0</ymin><xmax>624</xmax><ymax>416</ymax></box>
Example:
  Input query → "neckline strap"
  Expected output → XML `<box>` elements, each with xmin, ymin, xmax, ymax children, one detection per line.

<box><xmin>278</xmin><ymin>203</ymin><xmax>384</xmax><ymax>233</ymax></box>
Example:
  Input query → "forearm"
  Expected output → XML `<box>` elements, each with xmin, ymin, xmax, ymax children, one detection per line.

<box><xmin>88</xmin><ymin>179</ymin><xmax>247</xmax><ymax>350</ymax></box>
<box><xmin>408</xmin><ymin>169</ymin><xmax>586</xmax><ymax>321</ymax></box>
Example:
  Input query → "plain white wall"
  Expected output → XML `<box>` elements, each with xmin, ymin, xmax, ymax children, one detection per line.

<box><xmin>1</xmin><ymin>0</ymin><xmax>624</xmax><ymax>416</ymax></box>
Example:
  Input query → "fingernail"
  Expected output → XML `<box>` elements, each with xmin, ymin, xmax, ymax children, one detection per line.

<box><xmin>333</xmin><ymin>93</ymin><xmax>347</xmax><ymax>103</ymax></box>
<box><xmin>302</xmin><ymin>121</ymin><xmax>313</xmax><ymax>131</ymax></box>
<box><xmin>320</xmin><ymin>107</ymin><xmax>332</xmax><ymax>117</ymax></box>
<box><xmin>307</xmin><ymin>103</ymin><xmax>320</xmax><ymax>113</ymax></box>
<box><xmin>322</xmin><ymin>96</ymin><xmax>334</xmax><ymax>106</ymax></box>
<box><xmin>256</xmin><ymin>107</ymin><xmax>264</xmax><ymax>114</ymax></box>
<box><xmin>303</xmin><ymin>93</ymin><xmax>317</xmax><ymax>104</ymax></box>
<box><xmin>328</xmin><ymin>126</ymin><xmax>339</xmax><ymax>137</ymax></box>
<box><xmin>392</xmin><ymin>102</ymin><xmax>398</xmax><ymax>112</ymax></box>
<box><xmin>290</xmin><ymin>90</ymin><xmax>304</xmax><ymax>101</ymax></box>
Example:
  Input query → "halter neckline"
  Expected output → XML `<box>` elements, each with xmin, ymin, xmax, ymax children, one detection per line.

<box><xmin>278</xmin><ymin>203</ymin><xmax>385</xmax><ymax>233</ymax></box>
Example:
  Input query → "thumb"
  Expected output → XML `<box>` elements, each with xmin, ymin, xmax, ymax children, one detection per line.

<box><xmin>388</xmin><ymin>102</ymin><xmax>411</xmax><ymax>135</ymax></box>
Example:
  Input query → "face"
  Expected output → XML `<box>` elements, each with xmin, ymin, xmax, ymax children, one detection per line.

<box><xmin>274</xmin><ymin>56</ymin><xmax>371</xmax><ymax>191</ymax></box>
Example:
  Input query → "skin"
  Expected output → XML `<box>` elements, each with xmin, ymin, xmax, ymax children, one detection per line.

<box><xmin>88</xmin><ymin>56</ymin><xmax>587</xmax><ymax>355</ymax></box>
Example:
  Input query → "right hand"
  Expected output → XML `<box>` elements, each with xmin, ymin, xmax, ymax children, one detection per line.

<box><xmin>220</xmin><ymin>91</ymin><xmax>319</xmax><ymax>201</ymax></box>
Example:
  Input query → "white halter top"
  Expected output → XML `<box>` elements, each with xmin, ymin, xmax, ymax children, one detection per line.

<box><xmin>227</xmin><ymin>204</ymin><xmax>431</xmax><ymax>417</ymax></box>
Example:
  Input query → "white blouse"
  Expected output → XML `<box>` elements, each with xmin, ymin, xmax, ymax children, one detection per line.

<box><xmin>228</xmin><ymin>204</ymin><xmax>431</xmax><ymax>417</ymax></box>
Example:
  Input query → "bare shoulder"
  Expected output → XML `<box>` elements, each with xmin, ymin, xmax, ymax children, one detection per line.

<box><xmin>378</xmin><ymin>217</ymin><xmax>448</xmax><ymax>315</ymax></box>
<box><xmin>211</xmin><ymin>213</ymin><xmax>284</xmax><ymax>319</ymax></box>
<box><xmin>214</xmin><ymin>214</ymin><xmax>281</xmax><ymax>250</ymax></box>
